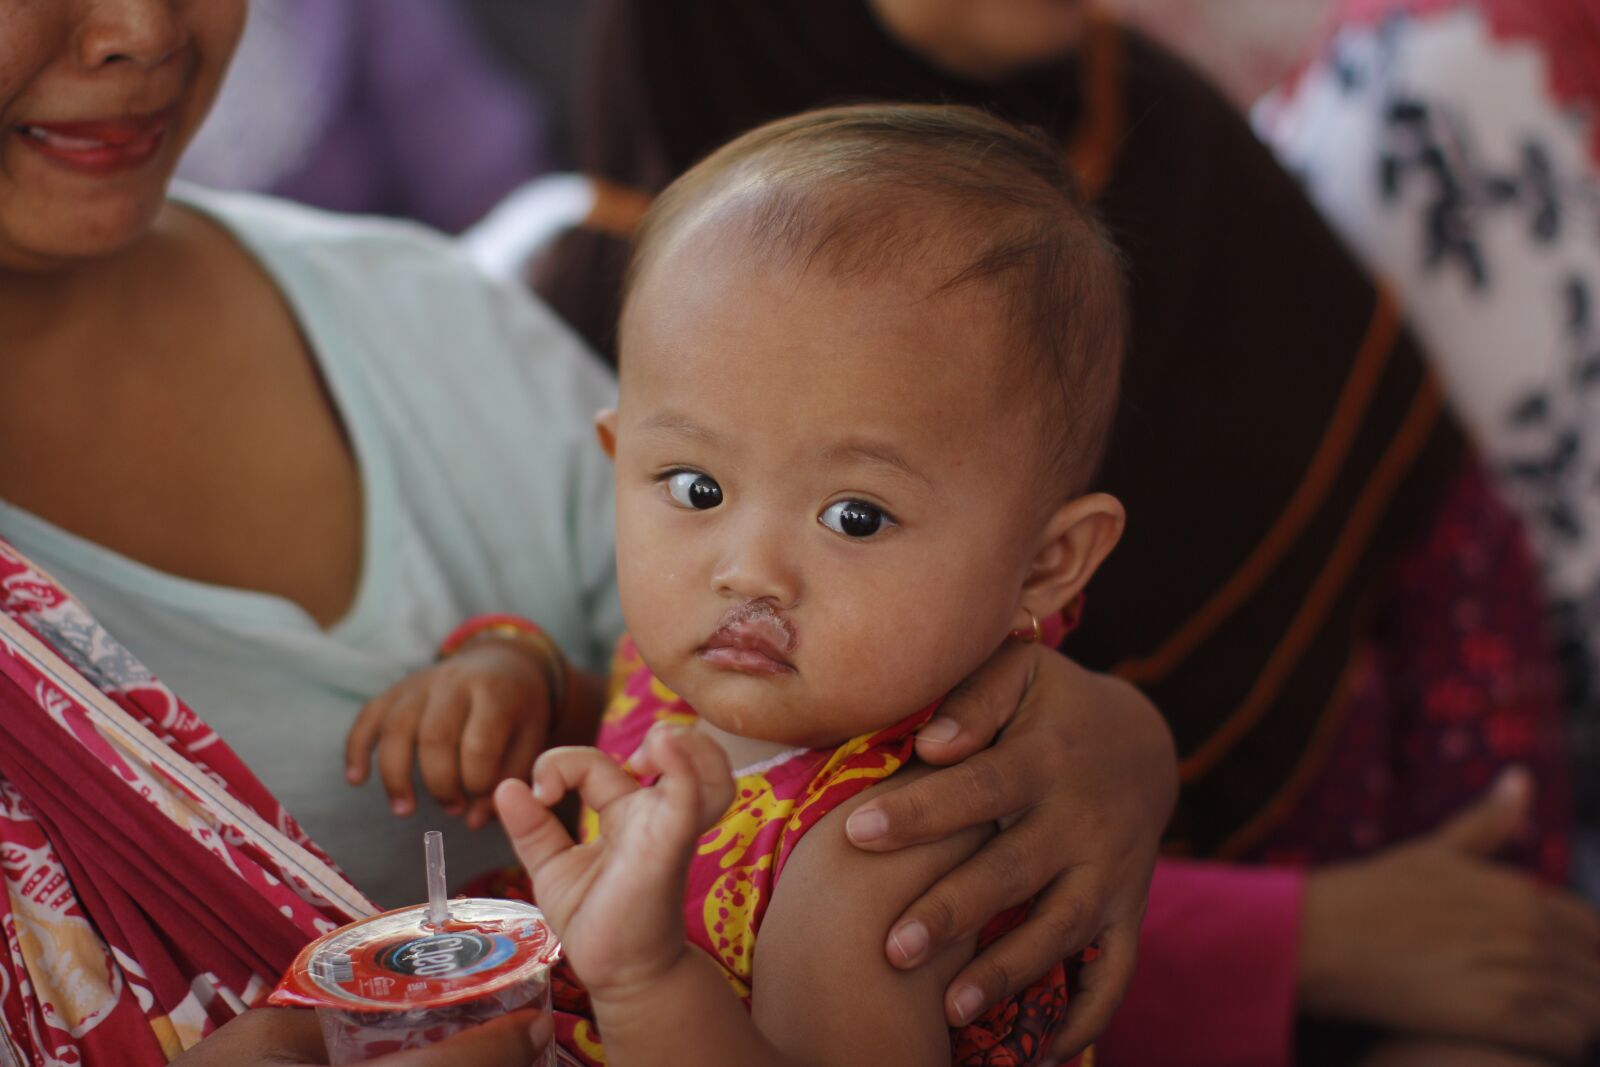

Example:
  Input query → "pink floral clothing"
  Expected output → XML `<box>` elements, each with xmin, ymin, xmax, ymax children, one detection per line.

<box><xmin>546</xmin><ymin>639</ymin><xmax>1069</xmax><ymax>1067</ymax></box>
<box><xmin>0</xmin><ymin>538</ymin><xmax>374</xmax><ymax>1066</ymax></box>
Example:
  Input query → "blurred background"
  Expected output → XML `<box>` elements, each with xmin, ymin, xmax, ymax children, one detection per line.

<box><xmin>178</xmin><ymin>0</ymin><xmax>1333</xmax><ymax>231</ymax></box>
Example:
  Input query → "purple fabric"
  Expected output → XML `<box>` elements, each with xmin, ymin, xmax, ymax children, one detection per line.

<box><xmin>181</xmin><ymin>0</ymin><xmax>549</xmax><ymax>232</ymax></box>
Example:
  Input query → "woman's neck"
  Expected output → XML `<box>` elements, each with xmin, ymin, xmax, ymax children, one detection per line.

<box><xmin>0</xmin><ymin>202</ymin><xmax>187</xmax><ymax>372</ymax></box>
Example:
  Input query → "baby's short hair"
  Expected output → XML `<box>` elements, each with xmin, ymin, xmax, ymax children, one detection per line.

<box><xmin>625</xmin><ymin>103</ymin><xmax>1128</xmax><ymax>493</ymax></box>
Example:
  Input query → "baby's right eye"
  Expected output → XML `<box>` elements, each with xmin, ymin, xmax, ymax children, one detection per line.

<box><xmin>665</xmin><ymin>471</ymin><xmax>723</xmax><ymax>510</ymax></box>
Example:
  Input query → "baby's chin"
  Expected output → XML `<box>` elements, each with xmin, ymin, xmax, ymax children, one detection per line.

<box><xmin>675</xmin><ymin>668</ymin><xmax>906</xmax><ymax>751</ymax></box>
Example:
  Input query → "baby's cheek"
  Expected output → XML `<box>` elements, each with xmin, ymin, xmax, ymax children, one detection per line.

<box><xmin>616</xmin><ymin>543</ymin><xmax>690</xmax><ymax>649</ymax></box>
<box><xmin>811</xmin><ymin>613</ymin><xmax>969</xmax><ymax>720</ymax></box>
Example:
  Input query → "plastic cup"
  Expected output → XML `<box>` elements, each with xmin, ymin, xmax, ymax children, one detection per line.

<box><xmin>270</xmin><ymin>898</ymin><xmax>561</xmax><ymax>1065</ymax></box>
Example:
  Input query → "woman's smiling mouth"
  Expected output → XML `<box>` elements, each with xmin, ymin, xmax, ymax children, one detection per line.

<box><xmin>13</xmin><ymin>107</ymin><xmax>176</xmax><ymax>174</ymax></box>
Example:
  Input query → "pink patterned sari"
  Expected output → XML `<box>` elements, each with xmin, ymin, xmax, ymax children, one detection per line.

<box><xmin>0</xmin><ymin>537</ymin><xmax>374</xmax><ymax>1066</ymax></box>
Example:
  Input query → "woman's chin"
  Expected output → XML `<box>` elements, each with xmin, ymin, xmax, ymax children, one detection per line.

<box><xmin>0</xmin><ymin>186</ymin><xmax>168</xmax><ymax>271</ymax></box>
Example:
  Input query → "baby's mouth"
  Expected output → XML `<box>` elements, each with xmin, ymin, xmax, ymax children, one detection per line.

<box><xmin>697</xmin><ymin>601</ymin><xmax>797</xmax><ymax>676</ymax></box>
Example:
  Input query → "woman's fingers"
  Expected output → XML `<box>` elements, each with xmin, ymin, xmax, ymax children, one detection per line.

<box><xmin>913</xmin><ymin>640</ymin><xmax>1033</xmax><ymax>766</ymax></box>
<box><xmin>1494</xmin><ymin>974</ymin><xmax>1600</xmax><ymax>1062</ymax></box>
<box><xmin>1541</xmin><ymin>886</ymin><xmax>1600</xmax><ymax>953</ymax></box>
<box><xmin>932</xmin><ymin>861</ymin><xmax>1106</xmax><ymax>1025</ymax></box>
<box><xmin>885</xmin><ymin>808</ymin><xmax>1071</xmax><ymax>970</ymax></box>
<box><xmin>847</xmin><ymin>747</ymin><xmax>1032</xmax><ymax>852</ymax></box>
<box><xmin>1360</xmin><ymin>1039</ymin><xmax>1552</xmax><ymax>1067</ymax></box>
<box><xmin>1048</xmin><ymin>920</ymin><xmax>1137</xmax><ymax>1060</ymax></box>
<box><xmin>416</xmin><ymin>689</ymin><xmax>470</xmax><ymax>813</ymax></box>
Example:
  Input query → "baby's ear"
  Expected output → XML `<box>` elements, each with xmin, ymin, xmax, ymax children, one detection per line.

<box><xmin>594</xmin><ymin>409</ymin><xmax>619</xmax><ymax>460</ymax></box>
<box><xmin>1017</xmin><ymin>493</ymin><xmax>1124</xmax><ymax>625</ymax></box>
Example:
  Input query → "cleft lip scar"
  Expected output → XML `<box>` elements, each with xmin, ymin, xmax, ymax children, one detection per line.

<box><xmin>697</xmin><ymin>600</ymin><xmax>799</xmax><ymax>671</ymax></box>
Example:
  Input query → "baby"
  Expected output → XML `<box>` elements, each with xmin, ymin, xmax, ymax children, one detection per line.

<box><xmin>403</xmin><ymin>102</ymin><xmax>1125</xmax><ymax>1065</ymax></box>
<box><xmin>501</xmin><ymin>102</ymin><xmax>1129</xmax><ymax>1067</ymax></box>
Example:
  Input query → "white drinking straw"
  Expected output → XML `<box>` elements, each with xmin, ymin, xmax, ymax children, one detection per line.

<box><xmin>424</xmin><ymin>830</ymin><xmax>449</xmax><ymax>928</ymax></box>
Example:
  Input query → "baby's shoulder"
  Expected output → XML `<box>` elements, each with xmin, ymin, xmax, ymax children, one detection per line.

<box><xmin>778</xmin><ymin>762</ymin><xmax>992</xmax><ymax>896</ymax></box>
<box><xmin>749</xmin><ymin>764</ymin><xmax>991</xmax><ymax>1060</ymax></box>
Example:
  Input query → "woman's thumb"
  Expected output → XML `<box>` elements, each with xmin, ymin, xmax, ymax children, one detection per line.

<box><xmin>1434</xmin><ymin>766</ymin><xmax>1534</xmax><ymax>857</ymax></box>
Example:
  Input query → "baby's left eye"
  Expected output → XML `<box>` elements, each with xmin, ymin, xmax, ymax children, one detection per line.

<box><xmin>819</xmin><ymin>500</ymin><xmax>895</xmax><ymax>538</ymax></box>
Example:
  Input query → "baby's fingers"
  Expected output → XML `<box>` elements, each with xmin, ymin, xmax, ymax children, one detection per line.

<box><xmin>531</xmin><ymin>747</ymin><xmax>640</xmax><ymax>813</ymax></box>
<box><xmin>466</xmin><ymin>724</ymin><xmax>546</xmax><ymax>830</ymax></box>
<box><xmin>465</xmin><ymin>795</ymin><xmax>498</xmax><ymax>831</ymax></box>
<box><xmin>418</xmin><ymin>689</ymin><xmax>472</xmax><ymax>814</ymax></box>
<box><xmin>461</xmin><ymin>687</ymin><xmax>535</xmax><ymax>799</ymax></box>
<box><xmin>346</xmin><ymin>692</ymin><xmax>403</xmax><ymax>786</ymax></box>
<box><xmin>376</xmin><ymin>699</ymin><xmax>425</xmax><ymax>816</ymax></box>
<box><xmin>494</xmin><ymin>779</ymin><xmax>576</xmax><ymax>877</ymax></box>
<box><xmin>642</xmin><ymin>725</ymin><xmax>734</xmax><ymax>833</ymax></box>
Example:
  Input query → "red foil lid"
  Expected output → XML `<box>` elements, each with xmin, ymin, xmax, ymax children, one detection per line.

<box><xmin>270</xmin><ymin>899</ymin><xmax>560</xmax><ymax>1012</ymax></box>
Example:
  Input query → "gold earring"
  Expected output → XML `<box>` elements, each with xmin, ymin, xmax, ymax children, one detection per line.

<box><xmin>1009</xmin><ymin>609</ymin><xmax>1042</xmax><ymax>644</ymax></box>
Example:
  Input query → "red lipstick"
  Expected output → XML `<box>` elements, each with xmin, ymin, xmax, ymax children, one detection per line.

<box><xmin>13</xmin><ymin>108</ymin><xmax>175</xmax><ymax>175</ymax></box>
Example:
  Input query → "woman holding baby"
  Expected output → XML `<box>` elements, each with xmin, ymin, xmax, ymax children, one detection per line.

<box><xmin>0</xmin><ymin>2</ymin><xmax>1169</xmax><ymax>1065</ymax></box>
<box><xmin>0</xmin><ymin>0</ymin><xmax>1590</xmax><ymax>1065</ymax></box>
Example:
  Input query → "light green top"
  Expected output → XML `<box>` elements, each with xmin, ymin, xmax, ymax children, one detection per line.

<box><xmin>0</xmin><ymin>187</ymin><xmax>622</xmax><ymax>906</ymax></box>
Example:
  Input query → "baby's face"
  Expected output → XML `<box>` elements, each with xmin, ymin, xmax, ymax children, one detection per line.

<box><xmin>610</xmin><ymin>224</ymin><xmax>1050</xmax><ymax>749</ymax></box>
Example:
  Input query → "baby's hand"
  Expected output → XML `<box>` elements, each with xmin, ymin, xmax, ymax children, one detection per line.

<box><xmin>494</xmin><ymin>724</ymin><xmax>734</xmax><ymax>997</ymax></box>
<box><xmin>346</xmin><ymin>638</ymin><xmax>562</xmax><ymax>828</ymax></box>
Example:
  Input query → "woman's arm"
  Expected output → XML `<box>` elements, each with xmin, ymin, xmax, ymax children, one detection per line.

<box><xmin>1296</xmin><ymin>770</ymin><xmax>1600</xmax><ymax>1063</ymax></box>
<box><xmin>843</xmin><ymin>642</ymin><xmax>1176</xmax><ymax>1054</ymax></box>
<box><xmin>1101</xmin><ymin>782</ymin><xmax>1600</xmax><ymax>1067</ymax></box>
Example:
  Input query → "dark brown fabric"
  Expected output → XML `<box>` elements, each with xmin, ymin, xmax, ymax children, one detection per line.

<box><xmin>536</xmin><ymin>0</ymin><xmax>1468</xmax><ymax>857</ymax></box>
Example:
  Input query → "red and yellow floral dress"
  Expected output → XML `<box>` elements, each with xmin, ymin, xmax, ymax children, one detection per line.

<box><xmin>541</xmin><ymin>637</ymin><xmax>1071</xmax><ymax>1066</ymax></box>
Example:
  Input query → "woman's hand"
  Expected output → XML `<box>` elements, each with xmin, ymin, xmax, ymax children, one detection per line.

<box><xmin>346</xmin><ymin>637</ymin><xmax>561</xmax><ymax>828</ymax></box>
<box><xmin>1301</xmin><ymin>769</ymin><xmax>1600</xmax><ymax>1063</ymax></box>
<box><xmin>1361</xmin><ymin>1039</ymin><xmax>1556</xmax><ymax>1067</ymax></box>
<box><xmin>841</xmin><ymin>641</ymin><xmax>1177</xmax><ymax>1058</ymax></box>
<box><xmin>169</xmin><ymin>1006</ymin><xmax>552</xmax><ymax>1066</ymax></box>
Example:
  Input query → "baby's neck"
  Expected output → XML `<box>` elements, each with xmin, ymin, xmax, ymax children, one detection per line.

<box><xmin>692</xmin><ymin>719</ymin><xmax>808</xmax><ymax>776</ymax></box>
